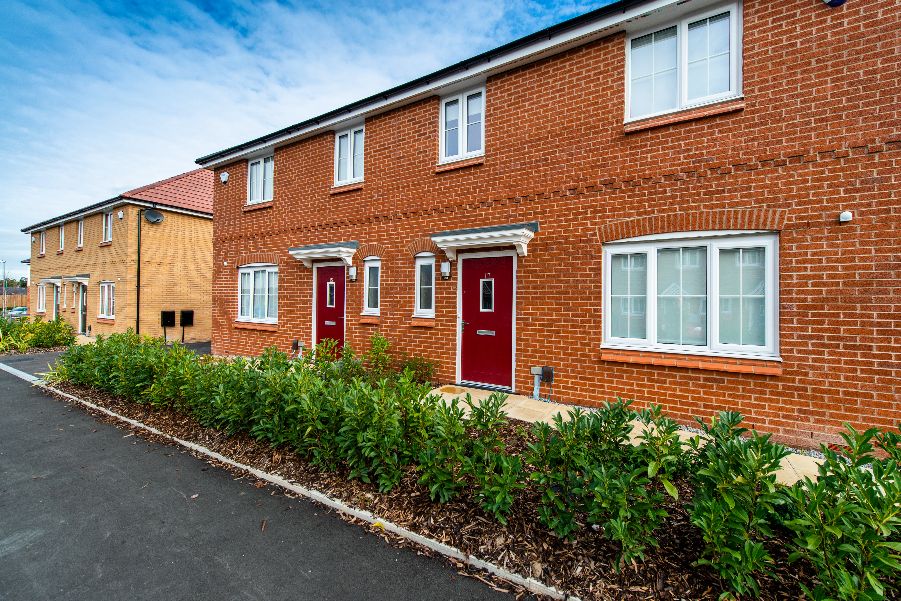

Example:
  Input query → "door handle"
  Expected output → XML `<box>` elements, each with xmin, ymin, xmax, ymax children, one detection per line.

<box><xmin>461</xmin><ymin>320</ymin><xmax>469</xmax><ymax>329</ymax></box>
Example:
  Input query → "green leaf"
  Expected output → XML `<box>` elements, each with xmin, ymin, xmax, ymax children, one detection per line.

<box><xmin>662</xmin><ymin>478</ymin><xmax>678</xmax><ymax>500</ymax></box>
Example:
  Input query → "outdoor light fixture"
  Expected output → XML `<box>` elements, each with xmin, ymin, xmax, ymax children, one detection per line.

<box><xmin>821</xmin><ymin>0</ymin><xmax>846</xmax><ymax>6</ymax></box>
<box><xmin>220</xmin><ymin>171</ymin><xmax>229</xmax><ymax>184</ymax></box>
<box><xmin>117</xmin><ymin>210</ymin><xmax>124</xmax><ymax>219</ymax></box>
<box><xmin>440</xmin><ymin>261</ymin><xmax>451</xmax><ymax>280</ymax></box>
<box><xmin>839</xmin><ymin>210</ymin><xmax>853</xmax><ymax>223</ymax></box>
<box><xmin>348</xmin><ymin>265</ymin><xmax>357</xmax><ymax>281</ymax></box>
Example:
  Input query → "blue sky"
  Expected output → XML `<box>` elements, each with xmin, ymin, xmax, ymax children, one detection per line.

<box><xmin>0</xmin><ymin>0</ymin><xmax>611</xmax><ymax>278</ymax></box>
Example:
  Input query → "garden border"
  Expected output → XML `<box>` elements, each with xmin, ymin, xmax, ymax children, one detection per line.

<box><xmin>0</xmin><ymin>360</ymin><xmax>579</xmax><ymax>601</ymax></box>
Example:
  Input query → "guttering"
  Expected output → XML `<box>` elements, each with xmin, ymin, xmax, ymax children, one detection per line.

<box><xmin>21</xmin><ymin>198</ymin><xmax>212</xmax><ymax>234</ymax></box>
<box><xmin>195</xmin><ymin>0</ymin><xmax>681</xmax><ymax>169</ymax></box>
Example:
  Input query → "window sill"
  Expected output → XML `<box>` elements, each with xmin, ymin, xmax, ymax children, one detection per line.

<box><xmin>56</xmin><ymin>250</ymin><xmax>64</xmax><ymax>255</ymax></box>
<box><xmin>410</xmin><ymin>317</ymin><xmax>435</xmax><ymax>328</ymax></box>
<box><xmin>330</xmin><ymin>182</ymin><xmax>364</xmax><ymax>195</ymax></box>
<box><xmin>99</xmin><ymin>241</ymin><xmax>112</xmax><ymax>247</ymax></box>
<box><xmin>234</xmin><ymin>320</ymin><xmax>278</xmax><ymax>331</ymax></box>
<box><xmin>435</xmin><ymin>155</ymin><xmax>485</xmax><ymax>174</ymax></box>
<box><xmin>75</xmin><ymin>247</ymin><xmax>83</xmax><ymax>252</ymax></box>
<box><xmin>359</xmin><ymin>315</ymin><xmax>380</xmax><ymax>325</ymax></box>
<box><xmin>96</xmin><ymin>317</ymin><xmax>115</xmax><ymax>324</ymax></box>
<box><xmin>600</xmin><ymin>348</ymin><xmax>782</xmax><ymax>376</ymax></box>
<box><xmin>37</xmin><ymin>254</ymin><xmax>45</xmax><ymax>258</ymax></box>
<box><xmin>624</xmin><ymin>98</ymin><xmax>745</xmax><ymax>134</ymax></box>
<box><xmin>35</xmin><ymin>310</ymin><xmax>46</xmax><ymax>315</ymax></box>
<box><xmin>243</xmin><ymin>201</ymin><xmax>273</xmax><ymax>212</ymax></box>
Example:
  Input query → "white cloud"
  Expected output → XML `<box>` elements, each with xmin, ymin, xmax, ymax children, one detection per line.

<box><xmin>0</xmin><ymin>0</ymin><xmax>608</xmax><ymax>278</ymax></box>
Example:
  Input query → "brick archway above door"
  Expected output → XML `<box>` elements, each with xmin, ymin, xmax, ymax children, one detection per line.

<box><xmin>600</xmin><ymin>208</ymin><xmax>788</xmax><ymax>243</ymax></box>
<box><xmin>404</xmin><ymin>237</ymin><xmax>441</xmax><ymax>257</ymax></box>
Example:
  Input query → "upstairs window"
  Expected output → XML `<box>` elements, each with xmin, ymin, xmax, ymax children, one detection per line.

<box><xmin>39</xmin><ymin>231</ymin><xmax>46</xmax><ymax>255</ymax></box>
<box><xmin>603</xmin><ymin>231</ymin><xmax>777</xmax><ymax>358</ymax></box>
<box><xmin>247</xmin><ymin>156</ymin><xmax>274</xmax><ymax>204</ymax></box>
<box><xmin>627</xmin><ymin>4</ymin><xmax>740</xmax><ymax>120</ymax></box>
<box><xmin>413</xmin><ymin>254</ymin><xmax>435</xmax><ymax>318</ymax></box>
<box><xmin>77</xmin><ymin>219</ymin><xmax>84</xmax><ymax>247</ymax></box>
<box><xmin>58</xmin><ymin>224</ymin><xmax>65</xmax><ymax>251</ymax></box>
<box><xmin>440</xmin><ymin>87</ymin><xmax>484</xmax><ymax>163</ymax></box>
<box><xmin>102</xmin><ymin>212</ymin><xmax>113</xmax><ymax>242</ymax></box>
<box><xmin>99</xmin><ymin>282</ymin><xmax>115</xmax><ymax>318</ymax></box>
<box><xmin>238</xmin><ymin>265</ymin><xmax>277</xmax><ymax>323</ymax></box>
<box><xmin>334</xmin><ymin>126</ymin><xmax>364</xmax><ymax>186</ymax></box>
<box><xmin>363</xmin><ymin>257</ymin><xmax>380</xmax><ymax>316</ymax></box>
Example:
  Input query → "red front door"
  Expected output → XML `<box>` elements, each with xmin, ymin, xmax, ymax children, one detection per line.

<box><xmin>460</xmin><ymin>255</ymin><xmax>514</xmax><ymax>389</ymax></box>
<box><xmin>315</xmin><ymin>265</ymin><xmax>346</xmax><ymax>348</ymax></box>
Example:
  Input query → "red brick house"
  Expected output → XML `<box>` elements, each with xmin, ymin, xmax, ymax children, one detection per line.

<box><xmin>197</xmin><ymin>0</ymin><xmax>899</xmax><ymax>447</ymax></box>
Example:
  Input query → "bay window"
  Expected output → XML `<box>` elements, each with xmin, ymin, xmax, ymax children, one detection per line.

<box><xmin>413</xmin><ymin>254</ymin><xmax>435</xmax><ymax>318</ymax></box>
<box><xmin>603</xmin><ymin>232</ymin><xmax>777</xmax><ymax>358</ymax></box>
<box><xmin>238</xmin><ymin>265</ymin><xmax>278</xmax><ymax>323</ymax></box>
<box><xmin>247</xmin><ymin>156</ymin><xmax>274</xmax><ymax>204</ymax></box>
<box><xmin>334</xmin><ymin>126</ymin><xmax>364</xmax><ymax>186</ymax></box>
<box><xmin>627</xmin><ymin>3</ymin><xmax>740</xmax><ymax>120</ymax></box>
<box><xmin>440</xmin><ymin>87</ymin><xmax>484</xmax><ymax>163</ymax></box>
<box><xmin>363</xmin><ymin>257</ymin><xmax>380</xmax><ymax>316</ymax></box>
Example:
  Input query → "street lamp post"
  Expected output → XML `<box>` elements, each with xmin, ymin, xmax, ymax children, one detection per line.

<box><xmin>1</xmin><ymin>260</ymin><xmax>6</xmax><ymax>316</ymax></box>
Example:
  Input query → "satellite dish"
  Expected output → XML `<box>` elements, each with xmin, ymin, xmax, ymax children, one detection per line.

<box><xmin>144</xmin><ymin>209</ymin><xmax>164</xmax><ymax>224</ymax></box>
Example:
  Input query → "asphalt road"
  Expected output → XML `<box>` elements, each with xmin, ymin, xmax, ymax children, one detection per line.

<box><xmin>0</xmin><ymin>361</ymin><xmax>510</xmax><ymax>600</ymax></box>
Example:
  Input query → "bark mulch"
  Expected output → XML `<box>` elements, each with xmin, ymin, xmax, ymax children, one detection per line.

<box><xmin>0</xmin><ymin>345</ymin><xmax>69</xmax><ymax>356</ymax></box>
<box><xmin>46</xmin><ymin>382</ymin><xmax>811</xmax><ymax>601</ymax></box>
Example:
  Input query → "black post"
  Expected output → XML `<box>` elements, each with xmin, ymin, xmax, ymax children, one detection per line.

<box><xmin>136</xmin><ymin>209</ymin><xmax>142</xmax><ymax>335</ymax></box>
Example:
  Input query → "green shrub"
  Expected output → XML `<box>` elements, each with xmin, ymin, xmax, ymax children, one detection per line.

<box><xmin>418</xmin><ymin>397</ymin><xmax>468</xmax><ymax>502</ymax></box>
<box><xmin>0</xmin><ymin>316</ymin><xmax>75</xmax><ymax>352</ymax></box>
<box><xmin>688</xmin><ymin>411</ymin><xmax>790</xmax><ymax>599</ymax></box>
<box><xmin>396</xmin><ymin>353</ymin><xmax>437</xmax><ymax>385</ymax></box>
<box><xmin>781</xmin><ymin>425</ymin><xmax>901</xmax><ymax>601</ymax></box>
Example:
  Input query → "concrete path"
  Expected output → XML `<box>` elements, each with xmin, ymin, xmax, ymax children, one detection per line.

<box><xmin>0</xmin><ymin>368</ymin><xmax>511</xmax><ymax>601</ymax></box>
<box><xmin>433</xmin><ymin>384</ymin><xmax>823</xmax><ymax>486</ymax></box>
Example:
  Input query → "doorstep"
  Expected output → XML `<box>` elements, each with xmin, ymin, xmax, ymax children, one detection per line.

<box><xmin>432</xmin><ymin>384</ymin><xmax>822</xmax><ymax>486</ymax></box>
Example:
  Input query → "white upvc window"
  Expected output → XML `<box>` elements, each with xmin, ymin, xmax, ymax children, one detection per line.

<box><xmin>603</xmin><ymin>231</ymin><xmax>778</xmax><ymax>359</ymax></box>
<box><xmin>62</xmin><ymin>283</ymin><xmax>67</xmax><ymax>309</ymax></box>
<box><xmin>102</xmin><ymin>212</ymin><xmax>113</xmax><ymax>242</ymax></box>
<box><xmin>77</xmin><ymin>219</ymin><xmax>84</xmax><ymax>247</ymax></box>
<box><xmin>238</xmin><ymin>265</ymin><xmax>278</xmax><ymax>323</ymax></box>
<box><xmin>99</xmin><ymin>282</ymin><xmax>115</xmax><ymax>318</ymax></box>
<box><xmin>334</xmin><ymin>126</ymin><xmax>364</xmax><ymax>186</ymax></box>
<box><xmin>36</xmin><ymin>284</ymin><xmax>46</xmax><ymax>312</ymax></box>
<box><xmin>626</xmin><ymin>3</ymin><xmax>740</xmax><ymax>121</ymax></box>
<box><xmin>39</xmin><ymin>231</ymin><xmax>46</xmax><ymax>255</ymax></box>
<box><xmin>362</xmin><ymin>257</ymin><xmax>381</xmax><ymax>316</ymax></box>
<box><xmin>413</xmin><ymin>253</ymin><xmax>435</xmax><ymax>318</ymax></box>
<box><xmin>247</xmin><ymin>156</ymin><xmax>274</xmax><ymax>204</ymax></box>
<box><xmin>58</xmin><ymin>224</ymin><xmax>65</xmax><ymax>251</ymax></box>
<box><xmin>439</xmin><ymin>87</ymin><xmax>485</xmax><ymax>163</ymax></box>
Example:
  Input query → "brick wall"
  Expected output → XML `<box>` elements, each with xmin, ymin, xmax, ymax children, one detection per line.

<box><xmin>28</xmin><ymin>205</ymin><xmax>212</xmax><ymax>342</ymax></box>
<box><xmin>210</xmin><ymin>0</ymin><xmax>900</xmax><ymax>448</ymax></box>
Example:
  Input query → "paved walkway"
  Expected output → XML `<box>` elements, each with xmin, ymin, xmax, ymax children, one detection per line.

<box><xmin>433</xmin><ymin>385</ymin><xmax>823</xmax><ymax>486</ymax></box>
<box><xmin>0</xmin><ymin>367</ymin><xmax>511</xmax><ymax>600</ymax></box>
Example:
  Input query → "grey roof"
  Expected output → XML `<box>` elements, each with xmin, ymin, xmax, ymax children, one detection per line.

<box><xmin>432</xmin><ymin>221</ymin><xmax>539</xmax><ymax>238</ymax></box>
<box><xmin>195</xmin><ymin>0</ymin><xmax>639</xmax><ymax>165</ymax></box>
<box><xmin>287</xmin><ymin>241</ymin><xmax>360</xmax><ymax>252</ymax></box>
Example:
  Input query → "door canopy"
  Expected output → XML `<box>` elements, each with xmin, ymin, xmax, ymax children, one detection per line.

<box><xmin>288</xmin><ymin>241</ymin><xmax>359</xmax><ymax>268</ymax></box>
<box><xmin>431</xmin><ymin>222</ymin><xmax>538</xmax><ymax>260</ymax></box>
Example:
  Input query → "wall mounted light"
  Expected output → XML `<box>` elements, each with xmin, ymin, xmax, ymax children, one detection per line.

<box><xmin>220</xmin><ymin>171</ymin><xmax>229</xmax><ymax>184</ymax></box>
<box><xmin>821</xmin><ymin>0</ymin><xmax>846</xmax><ymax>7</ymax></box>
<box><xmin>348</xmin><ymin>265</ymin><xmax>358</xmax><ymax>282</ymax></box>
<box><xmin>440</xmin><ymin>261</ymin><xmax>451</xmax><ymax>280</ymax></box>
<box><xmin>117</xmin><ymin>210</ymin><xmax>124</xmax><ymax>219</ymax></box>
<box><xmin>839</xmin><ymin>210</ymin><xmax>853</xmax><ymax>223</ymax></box>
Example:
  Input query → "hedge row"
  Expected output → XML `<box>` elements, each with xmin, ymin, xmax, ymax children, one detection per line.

<box><xmin>0</xmin><ymin>316</ymin><xmax>75</xmax><ymax>353</ymax></box>
<box><xmin>49</xmin><ymin>333</ymin><xmax>900</xmax><ymax>600</ymax></box>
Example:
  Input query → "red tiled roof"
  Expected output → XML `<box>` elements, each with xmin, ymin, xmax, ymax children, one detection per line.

<box><xmin>122</xmin><ymin>168</ymin><xmax>213</xmax><ymax>215</ymax></box>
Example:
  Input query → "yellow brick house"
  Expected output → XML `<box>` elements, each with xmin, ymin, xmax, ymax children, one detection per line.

<box><xmin>21</xmin><ymin>169</ymin><xmax>213</xmax><ymax>342</ymax></box>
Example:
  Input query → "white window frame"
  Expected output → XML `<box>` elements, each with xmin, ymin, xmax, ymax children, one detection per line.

<box><xmin>237</xmin><ymin>264</ymin><xmax>278</xmax><ymax>324</ymax></box>
<box><xmin>99</xmin><ymin>282</ymin><xmax>115</xmax><ymax>319</ymax></box>
<box><xmin>36</xmin><ymin>284</ymin><xmax>46</xmax><ymax>312</ymax></box>
<box><xmin>58</xmin><ymin>224</ymin><xmax>65</xmax><ymax>251</ymax></box>
<box><xmin>333</xmin><ymin>125</ymin><xmax>365</xmax><ymax>186</ymax></box>
<box><xmin>625</xmin><ymin>2</ymin><xmax>741</xmax><ymax>122</ymax></box>
<box><xmin>362</xmin><ymin>257</ymin><xmax>381</xmax><ymax>316</ymax></box>
<box><xmin>603</xmin><ymin>231</ymin><xmax>778</xmax><ymax>360</ymax></box>
<box><xmin>439</xmin><ymin>86</ymin><xmax>486</xmax><ymax>164</ymax></box>
<box><xmin>102</xmin><ymin>212</ymin><xmax>113</xmax><ymax>242</ymax></box>
<box><xmin>246</xmin><ymin>155</ymin><xmax>274</xmax><ymax>205</ymax></box>
<box><xmin>480</xmin><ymin>278</ymin><xmax>495</xmax><ymax>312</ymax></box>
<box><xmin>39</xmin><ymin>231</ymin><xmax>46</xmax><ymax>255</ymax></box>
<box><xmin>62</xmin><ymin>283</ymin><xmax>67</xmax><ymax>309</ymax></box>
<box><xmin>413</xmin><ymin>253</ymin><xmax>435</xmax><ymax>318</ymax></box>
<box><xmin>77</xmin><ymin>219</ymin><xmax>84</xmax><ymax>247</ymax></box>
